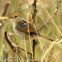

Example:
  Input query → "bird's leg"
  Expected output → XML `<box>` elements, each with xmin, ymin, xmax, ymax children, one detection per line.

<box><xmin>12</xmin><ymin>41</ymin><xmax>24</xmax><ymax>51</ymax></box>
<box><xmin>17</xmin><ymin>41</ymin><xmax>24</xmax><ymax>47</ymax></box>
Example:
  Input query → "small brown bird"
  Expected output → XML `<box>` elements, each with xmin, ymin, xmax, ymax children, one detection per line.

<box><xmin>9</xmin><ymin>13</ymin><xmax>54</xmax><ymax>41</ymax></box>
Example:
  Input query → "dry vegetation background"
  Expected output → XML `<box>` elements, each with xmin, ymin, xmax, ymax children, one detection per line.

<box><xmin>0</xmin><ymin>0</ymin><xmax>62</xmax><ymax>62</ymax></box>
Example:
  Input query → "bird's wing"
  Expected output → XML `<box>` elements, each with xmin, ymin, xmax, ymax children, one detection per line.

<box><xmin>16</xmin><ymin>20</ymin><xmax>37</xmax><ymax>35</ymax></box>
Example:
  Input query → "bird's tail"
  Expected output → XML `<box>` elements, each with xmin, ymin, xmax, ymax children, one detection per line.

<box><xmin>38</xmin><ymin>34</ymin><xmax>55</xmax><ymax>41</ymax></box>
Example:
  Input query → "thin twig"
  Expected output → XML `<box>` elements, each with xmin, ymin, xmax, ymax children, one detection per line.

<box><xmin>33</xmin><ymin>40</ymin><xmax>39</xmax><ymax>58</ymax></box>
<box><xmin>5</xmin><ymin>31</ymin><xmax>16</xmax><ymax>52</ymax></box>
<box><xmin>32</xmin><ymin>0</ymin><xmax>38</xmax><ymax>61</ymax></box>
<box><xmin>19</xmin><ymin>47</ymin><xmax>32</xmax><ymax>55</ymax></box>
<box><xmin>32</xmin><ymin>0</ymin><xmax>37</xmax><ymax>23</ymax></box>
<box><xmin>38</xmin><ymin>0</ymin><xmax>61</xmax><ymax>31</ymax></box>
<box><xmin>38</xmin><ymin>10</ymin><xmax>57</xmax><ymax>31</ymax></box>
<box><xmin>2</xmin><ymin>2</ymin><xmax>10</xmax><ymax>16</ymax></box>
<box><xmin>0</xmin><ymin>2</ymin><xmax>10</xmax><ymax>29</ymax></box>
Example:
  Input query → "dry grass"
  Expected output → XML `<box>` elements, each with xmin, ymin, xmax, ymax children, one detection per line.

<box><xmin>0</xmin><ymin>0</ymin><xmax>62</xmax><ymax>62</ymax></box>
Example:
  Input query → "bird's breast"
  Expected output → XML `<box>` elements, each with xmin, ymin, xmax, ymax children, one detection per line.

<box><xmin>13</xmin><ymin>23</ymin><xmax>25</xmax><ymax>40</ymax></box>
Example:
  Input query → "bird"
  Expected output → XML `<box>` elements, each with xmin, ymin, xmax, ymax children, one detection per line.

<box><xmin>8</xmin><ymin>13</ymin><xmax>55</xmax><ymax>42</ymax></box>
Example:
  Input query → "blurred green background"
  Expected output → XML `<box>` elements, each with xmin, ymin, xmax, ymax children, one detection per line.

<box><xmin>0</xmin><ymin>0</ymin><xmax>62</xmax><ymax>62</ymax></box>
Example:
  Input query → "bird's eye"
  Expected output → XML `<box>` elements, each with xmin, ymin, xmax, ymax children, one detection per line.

<box><xmin>14</xmin><ymin>16</ymin><xmax>17</xmax><ymax>17</ymax></box>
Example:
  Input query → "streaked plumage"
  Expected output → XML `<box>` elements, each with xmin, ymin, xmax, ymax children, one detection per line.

<box><xmin>13</xmin><ymin>20</ymin><xmax>38</xmax><ymax>40</ymax></box>
<box><xmin>9</xmin><ymin>13</ymin><xmax>54</xmax><ymax>41</ymax></box>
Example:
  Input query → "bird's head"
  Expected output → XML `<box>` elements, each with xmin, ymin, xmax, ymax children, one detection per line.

<box><xmin>9</xmin><ymin>13</ymin><xmax>24</xmax><ymax>23</ymax></box>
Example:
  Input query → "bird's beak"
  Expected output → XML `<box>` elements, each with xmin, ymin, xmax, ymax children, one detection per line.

<box><xmin>0</xmin><ymin>16</ymin><xmax>10</xmax><ymax>21</ymax></box>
